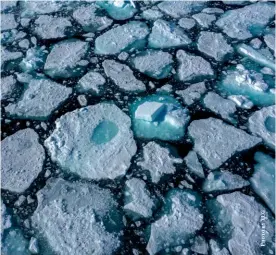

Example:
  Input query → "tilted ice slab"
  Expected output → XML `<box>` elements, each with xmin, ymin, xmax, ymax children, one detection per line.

<box><xmin>73</xmin><ymin>4</ymin><xmax>112</xmax><ymax>32</ymax></box>
<box><xmin>1</xmin><ymin>75</ymin><xmax>16</xmax><ymax>101</ymax></box>
<box><xmin>34</xmin><ymin>15</ymin><xmax>74</xmax><ymax>40</ymax></box>
<box><xmin>202</xmin><ymin>171</ymin><xmax>249</xmax><ymax>193</ymax></box>
<box><xmin>1</xmin><ymin>129</ymin><xmax>45</xmax><ymax>193</ymax></box>
<box><xmin>216</xmin><ymin>2</ymin><xmax>275</xmax><ymax>40</ymax></box>
<box><xmin>76</xmin><ymin>71</ymin><xmax>106</xmax><ymax>95</ymax></box>
<box><xmin>1</xmin><ymin>14</ymin><xmax>18</xmax><ymax>31</ymax></box>
<box><xmin>192</xmin><ymin>13</ymin><xmax>216</xmax><ymax>29</ymax></box>
<box><xmin>146</xmin><ymin>189</ymin><xmax>203</xmax><ymax>255</ymax></box>
<box><xmin>45</xmin><ymin>103</ymin><xmax>137</xmax><ymax>180</ymax></box>
<box><xmin>248</xmin><ymin>105</ymin><xmax>275</xmax><ymax>149</ymax></box>
<box><xmin>31</xmin><ymin>178</ymin><xmax>122</xmax><ymax>255</ymax></box>
<box><xmin>203</xmin><ymin>92</ymin><xmax>237</xmax><ymax>122</ymax></box>
<box><xmin>131</xmin><ymin>50</ymin><xmax>173</xmax><ymax>79</ymax></box>
<box><xmin>97</xmin><ymin>1</ymin><xmax>137</xmax><ymax>20</ymax></box>
<box><xmin>176</xmin><ymin>82</ymin><xmax>206</xmax><ymax>106</ymax></box>
<box><xmin>124</xmin><ymin>178</ymin><xmax>155</xmax><ymax>220</ymax></box>
<box><xmin>228</xmin><ymin>95</ymin><xmax>253</xmax><ymax>109</ymax></box>
<box><xmin>137</xmin><ymin>142</ymin><xmax>182</xmax><ymax>183</ymax></box>
<box><xmin>5</xmin><ymin>78</ymin><xmax>72</xmax><ymax>120</ymax></box>
<box><xmin>157</xmin><ymin>1</ymin><xmax>207</xmax><ymax>18</ymax></box>
<box><xmin>188</xmin><ymin>118</ymin><xmax>261</xmax><ymax>170</ymax></box>
<box><xmin>218</xmin><ymin>64</ymin><xmax>275</xmax><ymax>107</ymax></box>
<box><xmin>103</xmin><ymin>60</ymin><xmax>146</xmax><ymax>92</ymax></box>
<box><xmin>44</xmin><ymin>39</ymin><xmax>89</xmax><ymax>79</ymax></box>
<box><xmin>176</xmin><ymin>50</ymin><xmax>214</xmax><ymax>82</ymax></box>
<box><xmin>197</xmin><ymin>32</ymin><xmax>233</xmax><ymax>61</ymax></box>
<box><xmin>95</xmin><ymin>21</ymin><xmax>149</xmax><ymax>54</ymax></box>
<box><xmin>131</xmin><ymin>95</ymin><xmax>190</xmax><ymax>141</ymax></box>
<box><xmin>191</xmin><ymin>236</ymin><xmax>209</xmax><ymax>255</ymax></box>
<box><xmin>209</xmin><ymin>240</ymin><xmax>230</xmax><ymax>255</ymax></box>
<box><xmin>148</xmin><ymin>19</ymin><xmax>191</xmax><ymax>49</ymax></box>
<box><xmin>264</xmin><ymin>33</ymin><xmax>275</xmax><ymax>52</ymax></box>
<box><xmin>250</xmin><ymin>152</ymin><xmax>275</xmax><ymax>213</ymax></box>
<box><xmin>184</xmin><ymin>151</ymin><xmax>205</xmax><ymax>178</ymax></box>
<box><xmin>207</xmin><ymin>192</ymin><xmax>275</xmax><ymax>255</ymax></box>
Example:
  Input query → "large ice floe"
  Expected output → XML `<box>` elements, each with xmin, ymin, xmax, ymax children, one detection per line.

<box><xmin>146</xmin><ymin>189</ymin><xmax>203</xmax><ymax>255</ymax></box>
<box><xmin>45</xmin><ymin>103</ymin><xmax>137</xmax><ymax>180</ymax></box>
<box><xmin>31</xmin><ymin>178</ymin><xmax>122</xmax><ymax>255</ymax></box>
<box><xmin>130</xmin><ymin>94</ymin><xmax>190</xmax><ymax>141</ymax></box>
<box><xmin>1</xmin><ymin>128</ymin><xmax>45</xmax><ymax>193</ymax></box>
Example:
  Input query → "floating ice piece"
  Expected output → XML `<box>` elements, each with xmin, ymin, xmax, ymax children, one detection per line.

<box><xmin>202</xmin><ymin>171</ymin><xmax>249</xmax><ymax>193</ymax></box>
<box><xmin>131</xmin><ymin>95</ymin><xmax>190</xmax><ymax>141</ymax></box>
<box><xmin>131</xmin><ymin>50</ymin><xmax>173</xmax><ymax>79</ymax></box>
<box><xmin>176</xmin><ymin>82</ymin><xmax>206</xmax><ymax>106</ymax></box>
<box><xmin>191</xmin><ymin>236</ymin><xmax>209</xmax><ymax>255</ymax></box>
<box><xmin>248</xmin><ymin>105</ymin><xmax>275</xmax><ymax>150</ymax></box>
<box><xmin>178</xmin><ymin>18</ymin><xmax>196</xmax><ymax>30</ymax></box>
<box><xmin>73</xmin><ymin>4</ymin><xmax>112</xmax><ymax>32</ymax></box>
<box><xmin>250</xmin><ymin>38</ymin><xmax>262</xmax><ymax>49</ymax></box>
<box><xmin>95</xmin><ymin>21</ymin><xmax>149</xmax><ymax>54</ymax></box>
<box><xmin>207</xmin><ymin>192</ymin><xmax>275</xmax><ymax>255</ymax></box>
<box><xmin>1</xmin><ymin>30</ymin><xmax>26</xmax><ymax>45</ymax></box>
<box><xmin>77</xmin><ymin>71</ymin><xmax>106</xmax><ymax>95</ymax></box>
<box><xmin>137</xmin><ymin>142</ymin><xmax>182</xmax><ymax>183</ymax></box>
<box><xmin>1</xmin><ymin>129</ymin><xmax>45</xmax><ymax>193</ymax></box>
<box><xmin>1</xmin><ymin>75</ymin><xmax>16</xmax><ymax>100</ymax></box>
<box><xmin>216</xmin><ymin>2</ymin><xmax>275</xmax><ymax>40</ymax></box>
<box><xmin>97</xmin><ymin>0</ymin><xmax>137</xmax><ymax>20</ymax></box>
<box><xmin>141</xmin><ymin>8</ymin><xmax>163</xmax><ymax>20</ymax></box>
<box><xmin>228</xmin><ymin>95</ymin><xmax>253</xmax><ymax>109</ymax></box>
<box><xmin>31</xmin><ymin>178</ymin><xmax>122</xmax><ymax>255</ymax></box>
<box><xmin>118</xmin><ymin>52</ymin><xmax>129</xmax><ymax>61</ymax></box>
<box><xmin>250</xmin><ymin>152</ymin><xmax>275</xmax><ymax>213</ymax></box>
<box><xmin>28</xmin><ymin>237</ymin><xmax>39</xmax><ymax>254</ymax></box>
<box><xmin>157</xmin><ymin>1</ymin><xmax>207</xmax><ymax>18</ymax></box>
<box><xmin>176</xmin><ymin>50</ymin><xmax>214</xmax><ymax>82</ymax></box>
<box><xmin>203</xmin><ymin>92</ymin><xmax>236</xmax><ymax>122</ymax></box>
<box><xmin>1</xmin><ymin>1</ymin><xmax>17</xmax><ymax>13</ymax></box>
<box><xmin>44</xmin><ymin>39</ymin><xmax>88</xmax><ymax>79</ymax></box>
<box><xmin>202</xmin><ymin>7</ymin><xmax>224</xmax><ymax>14</ymax></box>
<box><xmin>209</xmin><ymin>240</ymin><xmax>230</xmax><ymax>255</ymax></box>
<box><xmin>18</xmin><ymin>39</ymin><xmax>30</xmax><ymax>49</ymax></box>
<box><xmin>218</xmin><ymin>64</ymin><xmax>275</xmax><ymax>106</ymax></box>
<box><xmin>34</xmin><ymin>15</ymin><xmax>74</xmax><ymax>40</ymax></box>
<box><xmin>146</xmin><ymin>189</ymin><xmax>203</xmax><ymax>255</ymax></box>
<box><xmin>1</xmin><ymin>14</ymin><xmax>18</xmax><ymax>31</ymax></box>
<box><xmin>184</xmin><ymin>151</ymin><xmax>205</xmax><ymax>178</ymax></box>
<box><xmin>197</xmin><ymin>32</ymin><xmax>233</xmax><ymax>61</ymax></box>
<box><xmin>45</xmin><ymin>103</ymin><xmax>136</xmax><ymax>180</ymax></box>
<box><xmin>135</xmin><ymin>102</ymin><xmax>166</xmax><ymax>122</ymax></box>
<box><xmin>103</xmin><ymin>60</ymin><xmax>146</xmax><ymax>92</ymax></box>
<box><xmin>188</xmin><ymin>118</ymin><xmax>261</xmax><ymax>170</ymax></box>
<box><xmin>124</xmin><ymin>178</ymin><xmax>155</xmax><ymax>219</ymax></box>
<box><xmin>264</xmin><ymin>34</ymin><xmax>275</xmax><ymax>52</ymax></box>
<box><xmin>237</xmin><ymin>44</ymin><xmax>275</xmax><ymax>70</ymax></box>
<box><xmin>148</xmin><ymin>19</ymin><xmax>191</xmax><ymax>49</ymax></box>
<box><xmin>1</xmin><ymin>47</ymin><xmax>23</xmax><ymax>70</ymax></box>
<box><xmin>5</xmin><ymin>78</ymin><xmax>72</xmax><ymax>120</ymax></box>
<box><xmin>192</xmin><ymin>13</ymin><xmax>216</xmax><ymax>28</ymax></box>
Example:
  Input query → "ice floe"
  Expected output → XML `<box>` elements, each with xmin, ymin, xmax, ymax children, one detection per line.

<box><xmin>192</xmin><ymin>13</ymin><xmax>216</xmax><ymax>28</ymax></box>
<box><xmin>184</xmin><ymin>151</ymin><xmax>205</xmax><ymax>178</ymax></box>
<box><xmin>178</xmin><ymin>18</ymin><xmax>196</xmax><ymax>30</ymax></box>
<box><xmin>1</xmin><ymin>75</ymin><xmax>16</xmax><ymax>101</ymax></box>
<box><xmin>1</xmin><ymin>14</ymin><xmax>18</xmax><ymax>31</ymax></box>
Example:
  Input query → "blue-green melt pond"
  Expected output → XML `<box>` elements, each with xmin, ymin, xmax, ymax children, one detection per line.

<box><xmin>91</xmin><ymin>120</ymin><xmax>119</xmax><ymax>145</ymax></box>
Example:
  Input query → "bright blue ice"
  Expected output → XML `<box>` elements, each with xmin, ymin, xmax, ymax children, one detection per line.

<box><xmin>91</xmin><ymin>120</ymin><xmax>119</xmax><ymax>145</ymax></box>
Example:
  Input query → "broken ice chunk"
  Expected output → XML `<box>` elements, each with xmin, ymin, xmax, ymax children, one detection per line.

<box><xmin>176</xmin><ymin>82</ymin><xmax>206</xmax><ymax>106</ymax></box>
<box><xmin>73</xmin><ymin>4</ymin><xmax>112</xmax><ymax>32</ymax></box>
<box><xmin>31</xmin><ymin>178</ymin><xmax>122</xmax><ymax>255</ymax></box>
<box><xmin>192</xmin><ymin>13</ymin><xmax>216</xmax><ymax>28</ymax></box>
<box><xmin>131</xmin><ymin>50</ymin><xmax>173</xmax><ymax>79</ymax></box>
<box><xmin>1</xmin><ymin>1</ymin><xmax>17</xmax><ymax>14</ymax></box>
<box><xmin>209</xmin><ymin>240</ymin><xmax>230</xmax><ymax>255</ymax></box>
<box><xmin>228</xmin><ymin>95</ymin><xmax>253</xmax><ymax>109</ymax></box>
<box><xmin>250</xmin><ymin>152</ymin><xmax>275</xmax><ymax>213</ymax></box>
<box><xmin>264</xmin><ymin>34</ymin><xmax>275</xmax><ymax>52</ymax></box>
<box><xmin>146</xmin><ymin>189</ymin><xmax>203</xmax><ymax>255</ymax></box>
<box><xmin>137</xmin><ymin>142</ymin><xmax>182</xmax><ymax>183</ymax></box>
<box><xmin>176</xmin><ymin>50</ymin><xmax>214</xmax><ymax>82</ymax></box>
<box><xmin>191</xmin><ymin>236</ymin><xmax>209</xmax><ymax>255</ymax></box>
<box><xmin>202</xmin><ymin>171</ymin><xmax>249</xmax><ymax>193</ymax></box>
<box><xmin>141</xmin><ymin>8</ymin><xmax>163</xmax><ymax>20</ymax></box>
<box><xmin>1</xmin><ymin>129</ymin><xmax>45</xmax><ymax>193</ymax></box>
<box><xmin>135</xmin><ymin>102</ymin><xmax>166</xmax><ymax>122</ymax></box>
<box><xmin>1</xmin><ymin>75</ymin><xmax>16</xmax><ymax>101</ymax></box>
<box><xmin>197</xmin><ymin>32</ymin><xmax>233</xmax><ymax>61</ymax></box>
<box><xmin>131</xmin><ymin>95</ymin><xmax>190</xmax><ymax>141</ymax></box>
<box><xmin>103</xmin><ymin>60</ymin><xmax>146</xmax><ymax>92</ymax></box>
<box><xmin>248</xmin><ymin>105</ymin><xmax>275</xmax><ymax>150</ymax></box>
<box><xmin>207</xmin><ymin>192</ymin><xmax>275</xmax><ymax>255</ymax></box>
<box><xmin>1</xmin><ymin>14</ymin><xmax>18</xmax><ymax>31</ymax></box>
<box><xmin>45</xmin><ymin>103</ymin><xmax>137</xmax><ymax>180</ymax></box>
<box><xmin>44</xmin><ymin>39</ymin><xmax>89</xmax><ymax>79</ymax></box>
<box><xmin>95</xmin><ymin>21</ymin><xmax>149</xmax><ymax>54</ymax></box>
<box><xmin>5</xmin><ymin>78</ymin><xmax>72</xmax><ymax>120</ymax></box>
<box><xmin>188</xmin><ymin>118</ymin><xmax>261</xmax><ymax>170</ymax></box>
<box><xmin>184</xmin><ymin>151</ymin><xmax>205</xmax><ymax>178</ymax></box>
<box><xmin>203</xmin><ymin>92</ymin><xmax>237</xmax><ymax>122</ymax></box>
<box><xmin>148</xmin><ymin>19</ymin><xmax>191</xmax><ymax>49</ymax></box>
<box><xmin>124</xmin><ymin>178</ymin><xmax>156</xmax><ymax>219</ymax></box>
<box><xmin>202</xmin><ymin>7</ymin><xmax>224</xmax><ymax>14</ymax></box>
<box><xmin>28</xmin><ymin>237</ymin><xmax>39</xmax><ymax>254</ymax></box>
<box><xmin>178</xmin><ymin>18</ymin><xmax>196</xmax><ymax>30</ymax></box>
<box><xmin>77</xmin><ymin>71</ymin><xmax>106</xmax><ymax>95</ymax></box>
<box><xmin>1</xmin><ymin>47</ymin><xmax>23</xmax><ymax>71</ymax></box>
<box><xmin>216</xmin><ymin>2</ymin><xmax>275</xmax><ymax>40</ymax></box>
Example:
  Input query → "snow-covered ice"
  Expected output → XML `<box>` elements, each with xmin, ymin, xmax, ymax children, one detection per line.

<box><xmin>135</xmin><ymin>102</ymin><xmax>165</xmax><ymax>122</ymax></box>
<box><xmin>178</xmin><ymin>18</ymin><xmax>196</xmax><ymax>30</ymax></box>
<box><xmin>192</xmin><ymin>13</ymin><xmax>216</xmax><ymax>28</ymax></box>
<box><xmin>191</xmin><ymin>236</ymin><xmax>209</xmax><ymax>255</ymax></box>
<box><xmin>1</xmin><ymin>75</ymin><xmax>16</xmax><ymax>101</ymax></box>
<box><xmin>184</xmin><ymin>151</ymin><xmax>205</xmax><ymax>178</ymax></box>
